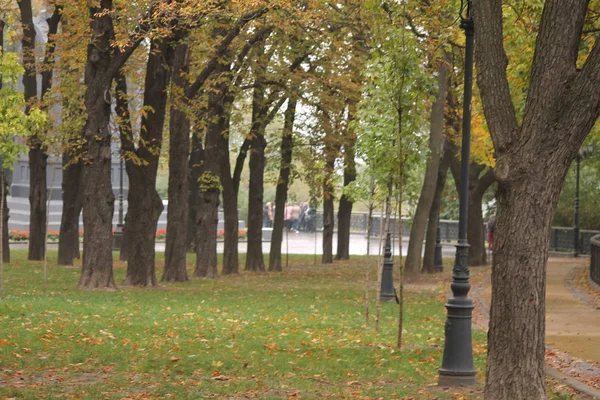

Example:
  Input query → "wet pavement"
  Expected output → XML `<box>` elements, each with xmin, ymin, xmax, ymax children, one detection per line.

<box><xmin>15</xmin><ymin>232</ymin><xmax>459</xmax><ymax>257</ymax></box>
<box><xmin>153</xmin><ymin>231</ymin><xmax>459</xmax><ymax>257</ymax></box>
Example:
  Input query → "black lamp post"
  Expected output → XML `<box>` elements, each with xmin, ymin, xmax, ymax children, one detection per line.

<box><xmin>574</xmin><ymin>154</ymin><xmax>581</xmax><ymax>257</ymax></box>
<box><xmin>574</xmin><ymin>145</ymin><xmax>593</xmax><ymax>257</ymax></box>
<box><xmin>438</xmin><ymin>0</ymin><xmax>476</xmax><ymax>386</ymax></box>
<box><xmin>118</xmin><ymin>156</ymin><xmax>124</xmax><ymax>227</ymax></box>
<box><xmin>113</xmin><ymin>154</ymin><xmax>125</xmax><ymax>250</ymax></box>
<box><xmin>380</xmin><ymin>233</ymin><xmax>396</xmax><ymax>301</ymax></box>
<box><xmin>434</xmin><ymin>224</ymin><xmax>444</xmax><ymax>273</ymax></box>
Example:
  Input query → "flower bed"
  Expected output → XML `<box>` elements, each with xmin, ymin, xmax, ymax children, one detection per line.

<box><xmin>217</xmin><ymin>229</ymin><xmax>248</xmax><ymax>241</ymax></box>
<box><xmin>9</xmin><ymin>230</ymin><xmax>60</xmax><ymax>242</ymax></box>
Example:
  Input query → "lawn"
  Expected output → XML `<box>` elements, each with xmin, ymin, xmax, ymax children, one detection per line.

<box><xmin>0</xmin><ymin>250</ymin><xmax>547</xmax><ymax>399</ymax></box>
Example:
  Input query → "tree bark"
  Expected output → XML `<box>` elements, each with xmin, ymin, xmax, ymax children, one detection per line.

<box><xmin>219</xmin><ymin>94</ymin><xmax>239</xmax><ymax>276</ymax></box>
<box><xmin>322</xmin><ymin>156</ymin><xmax>335</xmax><ymax>264</ymax></box>
<box><xmin>186</xmin><ymin>132</ymin><xmax>203</xmax><ymax>252</ymax></box>
<box><xmin>468</xmin><ymin>168</ymin><xmax>495</xmax><ymax>266</ymax></box>
<box><xmin>79</xmin><ymin>0</ymin><xmax>143</xmax><ymax>289</ymax></box>
<box><xmin>120</xmin><ymin>39</ymin><xmax>172</xmax><ymax>287</ymax></box>
<box><xmin>0</xmin><ymin>21</ymin><xmax>7</xmax><ymax>263</ymax></box>
<box><xmin>472</xmin><ymin>1</ymin><xmax>600</xmax><ymax>397</ymax></box>
<box><xmin>269</xmin><ymin>97</ymin><xmax>296</xmax><ymax>272</ymax></box>
<box><xmin>57</xmin><ymin>153</ymin><xmax>82</xmax><ymax>266</ymax></box>
<box><xmin>194</xmin><ymin>68</ymin><xmax>230</xmax><ymax>279</ymax></box>
<box><xmin>335</xmin><ymin>117</ymin><xmax>357</xmax><ymax>261</ymax></box>
<box><xmin>17</xmin><ymin>0</ymin><xmax>46</xmax><ymax>261</ymax></box>
<box><xmin>27</xmin><ymin>148</ymin><xmax>47</xmax><ymax>260</ymax></box>
<box><xmin>2</xmin><ymin>169</ymin><xmax>8</xmax><ymax>263</ymax></box>
<box><xmin>245</xmin><ymin>82</ymin><xmax>268</xmax><ymax>272</ymax></box>
<box><xmin>450</xmin><ymin>160</ymin><xmax>495</xmax><ymax>267</ymax></box>
<box><xmin>422</xmin><ymin>140</ymin><xmax>453</xmax><ymax>273</ymax></box>
<box><xmin>404</xmin><ymin>54</ymin><xmax>449</xmax><ymax>275</ymax></box>
<box><xmin>163</xmin><ymin>40</ymin><xmax>191</xmax><ymax>282</ymax></box>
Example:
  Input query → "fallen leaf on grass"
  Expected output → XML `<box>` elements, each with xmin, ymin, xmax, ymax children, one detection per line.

<box><xmin>211</xmin><ymin>375</ymin><xmax>233</xmax><ymax>381</ymax></box>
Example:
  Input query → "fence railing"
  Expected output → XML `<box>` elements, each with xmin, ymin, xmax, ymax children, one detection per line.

<box><xmin>314</xmin><ymin>211</ymin><xmax>600</xmax><ymax>255</ymax></box>
<box><xmin>590</xmin><ymin>234</ymin><xmax>600</xmax><ymax>287</ymax></box>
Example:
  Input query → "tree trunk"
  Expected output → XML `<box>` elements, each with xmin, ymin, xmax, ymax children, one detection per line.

<box><xmin>120</xmin><ymin>218</ymin><xmax>128</xmax><ymax>262</ymax></box>
<box><xmin>123</xmin><ymin>168</ymin><xmax>163</xmax><ymax>286</ymax></box>
<box><xmin>404</xmin><ymin>54</ymin><xmax>449</xmax><ymax>275</ymax></box>
<box><xmin>269</xmin><ymin>97</ymin><xmax>296</xmax><ymax>272</ymax></box>
<box><xmin>335</xmin><ymin>130</ymin><xmax>356</xmax><ymax>261</ymax></box>
<box><xmin>79</xmin><ymin>2</ymin><xmax>121</xmax><ymax>290</ymax></box>
<box><xmin>57</xmin><ymin>154</ymin><xmax>82</xmax><ymax>266</ymax></box>
<box><xmin>2</xmin><ymin>169</ymin><xmax>8</xmax><ymax>263</ymax></box>
<box><xmin>79</xmin><ymin>111</ymin><xmax>116</xmax><ymax>289</ymax></box>
<box><xmin>194</xmin><ymin>175</ymin><xmax>219</xmax><ymax>279</ymax></box>
<box><xmin>485</xmin><ymin>177</ymin><xmax>557</xmax><ymax>399</ymax></box>
<box><xmin>163</xmin><ymin>40</ymin><xmax>191</xmax><ymax>282</ymax></box>
<box><xmin>194</xmin><ymin>68</ymin><xmax>229</xmax><ymax>279</ymax></box>
<box><xmin>219</xmin><ymin>98</ymin><xmax>239</xmax><ymax>276</ymax></box>
<box><xmin>0</xmin><ymin>22</ymin><xmax>7</xmax><ymax>264</ymax></box>
<box><xmin>451</xmin><ymin>160</ymin><xmax>495</xmax><ymax>267</ymax></box>
<box><xmin>322</xmin><ymin>157</ymin><xmax>335</xmax><ymax>264</ymax></box>
<box><xmin>121</xmin><ymin>39</ymin><xmax>171</xmax><ymax>287</ymax></box>
<box><xmin>422</xmin><ymin>141</ymin><xmax>453</xmax><ymax>273</ymax></box>
<box><xmin>17</xmin><ymin>0</ymin><xmax>46</xmax><ymax>261</ymax></box>
<box><xmin>28</xmin><ymin>148</ymin><xmax>47</xmax><ymax>261</ymax></box>
<box><xmin>467</xmin><ymin>189</ymin><xmax>486</xmax><ymax>266</ymax></box>
<box><xmin>186</xmin><ymin>132</ymin><xmax>203</xmax><ymax>252</ymax></box>
<box><xmin>245</xmin><ymin>83</ymin><xmax>268</xmax><ymax>272</ymax></box>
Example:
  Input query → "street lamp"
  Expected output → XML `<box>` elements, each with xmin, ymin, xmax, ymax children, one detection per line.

<box><xmin>434</xmin><ymin>223</ymin><xmax>444</xmax><ymax>273</ymax></box>
<box><xmin>380</xmin><ymin>233</ymin><xmax>396</xmax><ymax>301</ymax></box>
<box><xmin>112</xmin><ymin>151</ymin><xmax>125</xmax><ymax>250</ymax></box>
<box><xmin>438</xmin><ymin>0</ymin><xmax>476</xmax><ymax>386</ymax></box>
<box><xmin>574</xmin><ymin>144</ymin><xmax>593</xmax><ymax>257</ymax></box>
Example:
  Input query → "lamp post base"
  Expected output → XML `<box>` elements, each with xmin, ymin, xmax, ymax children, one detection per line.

<box><xmin>438</xmin><ymin>370</ymin><xmax>476</xmax><ymax>387</ymax></box>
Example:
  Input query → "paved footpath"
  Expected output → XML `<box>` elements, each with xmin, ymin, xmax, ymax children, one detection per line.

<box><xmin>13</xmin><ymin>232</ymin><xmax>458</xmax><ymax>257</ymax></box>
<box><xmin>155</xmin><ymin>232</ymin><xmax>459</xmax><ymax>257</ymax></box>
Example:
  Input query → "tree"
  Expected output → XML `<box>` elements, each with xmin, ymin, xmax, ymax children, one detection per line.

<box><xmin>404</xmin><ymin>52</ymin><xmax>449</xmax><ymax>275</ymax></box>
<box><xmin>422</xmin><ymin>139</ymin><xmax>455</xmax><ymax>272</ymax></box>
<box><xmin>449</xmin><ymin>159</ymin><xmax>495</xmax><ymax>266</ymax></box>
<box><xmin>117</xmin><ymin>37</ymin><xmax>173</xmax><ymax>287</ymax></box>
<box><xmin>472</xmin><ymin>1</ymin><xmax>600</xmax><ymax>398</ymax></box>
<box><xmin>268</xmin><ymin>96</ymin><xmax>297</xmax><ymax>272</ymax></box>
<box><xmin>0</xmin><ymin>49</ymin><xmax>46</xmax><ymax>296</ymax></box>
<box><xmin>17</xmin><ymin>0</ymin><xmax>60</xmax><ymax>261</ymax></box>
<box><xmin>78</xmin><ymin>1</ymin><xmax>153</xmax><ymax>289</ymax></box>
<box><xmin>162</xmin><ymin>37</ymin><xmax>192</xmax><ymax>282</ymax></box>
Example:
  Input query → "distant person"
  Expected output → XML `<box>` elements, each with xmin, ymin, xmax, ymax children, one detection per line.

<box><xmin>263</xmin><ymin>203</ymin><xmax>272</xmax><ymax>228</ymax></box>
<box><xmin>267</xmin><ymin>202</ymin><xmax>273</xmax><ymax>227</ymax></box>
<box><xmin>284</xmin><ymin>203</ymin><xmax>293</xmax><ymax>231</ymax></box>
<box><xmin>291</xmin><ymin>203</ymin><xmax>302</xmax><ymax>232</ymax></box>
<box><xmin>299</xmin><ymin>202</ymin><xmax>309</xmax><ymax>231</ymax></box>
<box><xmin>487</xmin><ymin>218</ymin><xmax>496</xmax><ymax>251</ymax></box>
<box><xmin>304</xmin><ymin>205</ymin><xmax>316</xmax><ymax>233</ymax></box>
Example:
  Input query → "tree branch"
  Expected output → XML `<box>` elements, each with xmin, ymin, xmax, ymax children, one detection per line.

<box><xmin>521</xmin><ymin>0</ymin><xmax>588</xmax><ymax>137</ymax></box>
<box><xmin>115</xmin><ymin>72</ymin><xmax>136</xmax><ymax>158</ymax></box>
<box><xmin>185</xmin><ymin>7</ymin><xmax>268</xmax><ymax>99</ymax></box>
<box><xmin>472</xmin><ymin>0</ymin><xmax>519</xmax><ymax>154</ymax></box>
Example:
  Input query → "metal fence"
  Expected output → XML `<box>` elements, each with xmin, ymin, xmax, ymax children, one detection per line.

<box><xmin>590</xmin><ymin>234</ymin><xmax>600</xmax><ymax>287</ymax></box>
<box><xmin>549</xmin><ymin>227</ymin><xmax>600</xmax><ymax>255</ymax></box>
<box><xmin>315</xmin><ymin>211</ymin><xmax>600</xmax><ymax>255</ymax></box>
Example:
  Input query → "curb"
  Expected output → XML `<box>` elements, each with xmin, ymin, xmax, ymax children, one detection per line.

<box><xmin>546</xmin><ymin>367</ymin><xmax>600</xmax><ymax>399</ymax></box>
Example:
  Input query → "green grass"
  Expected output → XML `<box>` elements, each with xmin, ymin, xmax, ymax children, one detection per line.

<box><xmin>0</xmin><ymin>251</ymin><xmax>484</xmax><ymax>399</ymax></box>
